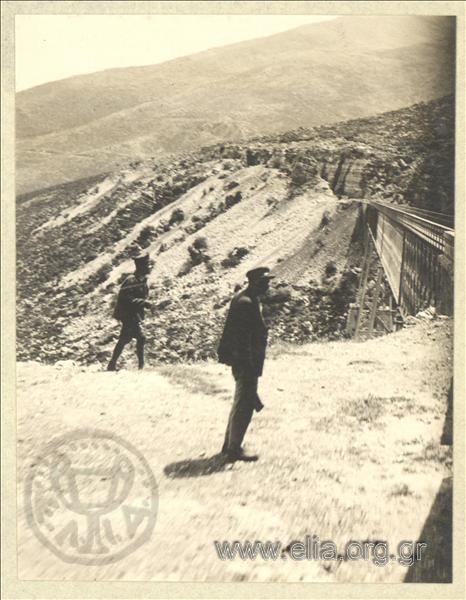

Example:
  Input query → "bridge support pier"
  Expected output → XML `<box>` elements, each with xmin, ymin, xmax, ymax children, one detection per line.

<box><xmin>349</xmin><ymin>221</ymin><xmax>400</xmax><ymax>340</ymax></box>
<box><xmin>367</xmin><ymin>266</ymin><xmax>383</xmax><ymax>334</ymax></box>
<box><xmin>353</xmin><ymin>231</ymin><xmax>371</xmax><ymax>340</ymax></box>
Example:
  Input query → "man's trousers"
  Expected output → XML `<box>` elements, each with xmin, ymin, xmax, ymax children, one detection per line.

<box><xmin>222</xmin><ymin>366</ymin><xmax>259</xmax><ymax>455</ymax></box>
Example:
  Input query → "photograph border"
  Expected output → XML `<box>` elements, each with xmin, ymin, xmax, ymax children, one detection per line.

<box><xmin>2</xmin><ymin>1</ymin><xmax>465</xmax><ymax>598</ymax></box>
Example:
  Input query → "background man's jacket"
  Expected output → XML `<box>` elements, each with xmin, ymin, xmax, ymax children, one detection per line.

<box><xmin>113</xmin><ymin>274</ymin><xmax>149</xmax><ymax>322</ymax></box>
<box><xmin>217</xmin><ymin>290</ymin><xmax>268</xmax><ymax>377</ymax></box>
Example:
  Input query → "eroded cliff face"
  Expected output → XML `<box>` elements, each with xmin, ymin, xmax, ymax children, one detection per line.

<box><xmin>210</xmin><ymin>94</ymin><xmax>454</xmax><ymax>211</ymax></box>
<box><xmin>210</xmin><ymin>145</ymin><xmax>375</xmax><ymax>199</ymax></box>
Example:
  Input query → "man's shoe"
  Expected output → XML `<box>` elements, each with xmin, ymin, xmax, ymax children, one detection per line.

<box><xmin>253</xmin><ymin>393</ymin><xmax>264</xmax><ymax>412</ymax></box>
<box><xmin>236</xmin><ymin>452</ymin><xmax>259</xmax><ymax>462</ymax></box>
<box><xmin>107</xmin><ymin>363</ymin><xmax>117</xmax><ymax>372</ymax></box>
<box><xmin>223</xmin><ymin>449</ymin><xmax>259</xmax><ymax>463</ymax></box>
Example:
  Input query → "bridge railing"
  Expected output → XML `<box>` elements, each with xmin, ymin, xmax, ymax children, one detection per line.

<box><xmin>364</xmin><ymin>201</ymin><xmax>454</xmax><ymax>318</ymax></box>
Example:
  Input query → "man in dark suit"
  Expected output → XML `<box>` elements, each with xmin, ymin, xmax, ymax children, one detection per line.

<box><xmin>217</xmin><ymin>267</ymin><xmax>274</xmax><ymax>462</ymax></box>
<box><xmin>107</xmin><ymin>252</ymin><xmax>153</xmax><ymax>371</ymax></box>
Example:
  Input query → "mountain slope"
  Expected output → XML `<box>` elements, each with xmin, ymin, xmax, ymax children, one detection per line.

<box><xmin>16</xmin><ymin>16</ymin><xmax>455</xmax><ymax>194</ymax></box>
<box><xmin>16</xmin><ymin>96</ymin><xmax>454</xmax><ymax>366</ymax></box>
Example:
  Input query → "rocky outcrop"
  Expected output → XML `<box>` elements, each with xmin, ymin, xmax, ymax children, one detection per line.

<box><xmin>206</xmin><ymin>95</ymin><xmax>454</xmax><ymax>209</ymax></box>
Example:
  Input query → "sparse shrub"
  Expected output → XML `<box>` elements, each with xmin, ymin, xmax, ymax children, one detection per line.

<box><xmin>246</xmin><ymin>149</ymin><xmax>258</xmax><ymax>166</ymax></box>
<box><xmin>178</xmin><ymin>238</ymin><xmax>211</xmax><ymax>277</ymax></box>
<box><xmin>214</xmin><ymin>201</ymin><xmax>226</xmax><ymax>215</ymax></box>
<box><xmin>311</xmin><ymin>237</ymin><xmax>325</xmax><ymax>257</ymax></box>
<box><xmin>221</xmin><ymin>246</ymin><xmax>249</xmax><ymax>268</ymax></box>
<box><xmin>225</xmin><ymin>191</ymin><xmax>242</xmax><ymax>209</ymax></box>
<box><xmin>325</xmin><ymin>261</ymin><xmax>338</xmax><ymax>278</ymax></box>
<box><xmin>156</xmin><ymin>219</ymin><xmax>168</xmax><ymax>234</ymax></box>
<box><xmin>169</xmin><ymin>207</ymin><xmax>185</xmax><ymax>226</ymax></box>
<box><xmin>269</xmin><ymin>155</ymin><xmax>283</xmax><ymax>169</ymax></box>
<box><xmin>224</xmin><ymin>180</ymin><xmax>239</xmax><ymax>191</ymax></box>
<box><xmin>267</xmin><ymin>197</ymin><xmax>278</xmax><ymax>209</ymax></box>
<box><xmin>187</xmin><ymin>246</ymin><xmax>203</xmax><ymax>263</ymax></box>
<box><xmin>95</xmin><ymin>263</ymin><xmax>112</xmax><ymax>285</ymax></box>
<box><xmin>182</xmin><ymin>225</ymin><xmax>196</xmax><ymax>235</ymax></box>
<box><xmin>389</xmin><ymin>483</ymin><xmax>413</xmax><ymax>497</ymax></box>
<box><xmin>136</xmin><ymin>224</ymin><xmax>157</xmax><ymax>248</ymax></box>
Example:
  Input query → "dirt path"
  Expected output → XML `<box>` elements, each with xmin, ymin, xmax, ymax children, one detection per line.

<box><xmin>17</xmin><ymin>320</ymin><xmax>452</xmax><ymax>582</ymax></box>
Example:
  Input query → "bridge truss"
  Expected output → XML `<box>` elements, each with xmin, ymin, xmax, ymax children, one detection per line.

<box><xmin>350</xmin><ymin>200</ymin><xmax>454</xmax><ymax>339</ymax></box>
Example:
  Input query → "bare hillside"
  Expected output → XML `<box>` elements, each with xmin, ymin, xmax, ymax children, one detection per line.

<box><xmin>16</xmin><ymin>97</ymin><xmax>454</xmax><ymax>367</ymax></box>
<box><xmin>16</xmin><ymin>16</ymin><xmax>454</xmax><ymax>194</ymax></box>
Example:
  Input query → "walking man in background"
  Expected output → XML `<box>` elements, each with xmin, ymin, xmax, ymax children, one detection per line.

<box><xmin>107</xmin><ymin>252</ymin><xmax>153</xmax><ymax>371</ymax></box>
<box><xmin>217</xmin><ymin>267</ymin><xmax>274</xmax><ymax>462</ymax></box>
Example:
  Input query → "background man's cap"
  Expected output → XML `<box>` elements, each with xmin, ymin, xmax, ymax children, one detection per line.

<box><xmin>133</xmin><ymin>252</ymin><xmax>153</xmax><ymax>268</ymax></box>
<box><xmin>246</xmin><ymin>267</ymin><xmax>275</xmax><ymax>282</ymax></box>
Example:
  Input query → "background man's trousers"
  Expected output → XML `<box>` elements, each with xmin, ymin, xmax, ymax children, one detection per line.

<box><xmin>108</xmin><ymin>317</ymin><xmax>145</xmax><ymax>370</ymax></box>
<box><xmin>222</xmin><ymin>365</ymin><xmax>260</xmax><ymax>455</ymax></box>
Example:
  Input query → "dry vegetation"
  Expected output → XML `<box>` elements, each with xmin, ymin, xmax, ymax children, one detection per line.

<box><xmin>16</xmin><ymin>97</ymin><xmax>454</xmax><ymax>368</ymax></box>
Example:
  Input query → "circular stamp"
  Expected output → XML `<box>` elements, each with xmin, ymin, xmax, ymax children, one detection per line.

<box><xmin>24</xmin><ymin>429</ymin><xmax>158</xmax><ymax>565</ymax></box>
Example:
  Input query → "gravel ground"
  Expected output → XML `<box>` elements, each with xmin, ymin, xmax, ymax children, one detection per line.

<box><xmin>16</xmin><ymin>319</ymin><xmax>453</xmax><ymax>582</ymax></box>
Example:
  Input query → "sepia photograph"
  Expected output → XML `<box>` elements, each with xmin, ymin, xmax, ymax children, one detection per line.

<box><xmin>1</xmin><ymin>1</ymin><xmax>465</xmax><ymax>598</ymax></box>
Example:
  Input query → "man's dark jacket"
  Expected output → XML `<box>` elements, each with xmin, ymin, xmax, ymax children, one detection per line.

<box><xmin>113</xmin><ymin>274</ymin><xmax>149</xmax><ymax>322</ymax></box>
<box><xmin>217</xmin><ymin>289</ymin><xmax>268</xmax><ymax>377</ymax></box>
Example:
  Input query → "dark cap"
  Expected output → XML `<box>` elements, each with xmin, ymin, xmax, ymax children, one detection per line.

<box><xmin>133</xmin><ymin>252</ymin><xmax>153</xmax><ymax>269</ymax></box>
<box><xmin>246</xmin><ymin>267</ymin><xmax>275</xmax><ymax>283</ymax></box>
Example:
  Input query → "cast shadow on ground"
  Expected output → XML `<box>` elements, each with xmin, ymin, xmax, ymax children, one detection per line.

<box><xmin>404</xmin><ymin>476</ymin><xmax>452</xmax><ymax>583</ymax></box>
<box><xmin>405</xmin><ymin>382</ymin><xmax>453</xmax><ymax>582</ymax></box>
<box><xmin>164</xmin><ymin>453</ymin><xmax>229</xmax><ymax>478</ymax></box>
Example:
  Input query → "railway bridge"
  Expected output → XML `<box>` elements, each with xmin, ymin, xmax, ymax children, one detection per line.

<box><xmin>349</xmin><ymin>200</ymin><xmax>454</xmax><ymax>339</ymax></box>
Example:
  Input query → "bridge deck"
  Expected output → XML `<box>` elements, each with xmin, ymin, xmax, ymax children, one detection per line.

<box><xmin>354</xmin><ymin>200</ymin><xmax>454</xmax><ymax>322</ymax></box>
